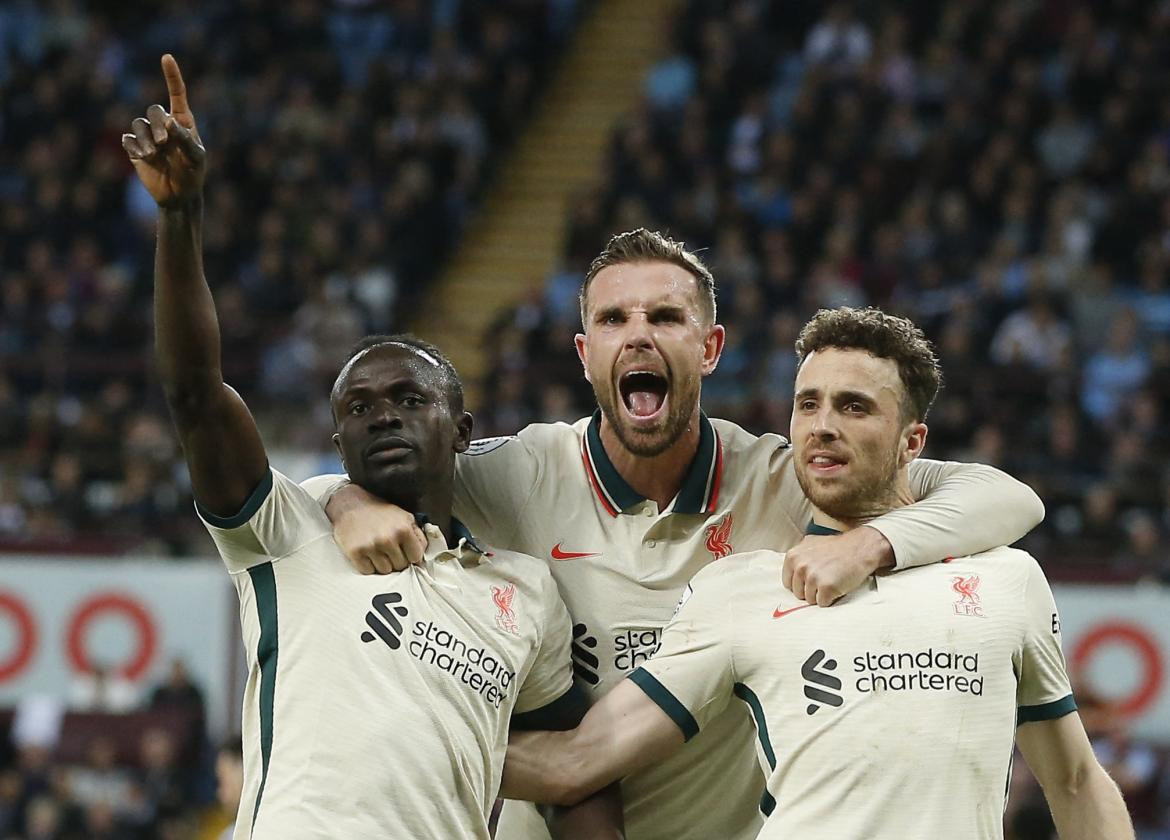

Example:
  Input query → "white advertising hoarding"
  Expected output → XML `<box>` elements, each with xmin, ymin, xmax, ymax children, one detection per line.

<box><xmin>0</xmin><ymin>558</ymin><xmax>239</xmax><ymax>737</ymax></box>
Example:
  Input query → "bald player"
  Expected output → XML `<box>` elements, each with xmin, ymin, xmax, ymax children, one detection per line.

<box><xmin>125</xmin><ymin>55</ymin><xmax>619</xmax><ymax>838</ymax></box>
<box><xmin>500</xmin><ymin>308</ymin><xmax>1132</xmax><ymax>840</ymax></box>
<box><xmin>309</xmin><ymin>231</ymin><xmax>1046</xmax><ymax>839</ymax></box>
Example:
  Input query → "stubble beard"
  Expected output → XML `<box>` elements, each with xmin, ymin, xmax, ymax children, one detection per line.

<box><xmin>795</xmin><ymin>445</ymin><xmax>903</xmax><ymax>525</ymax></box>
<box><xmin>594</xmin><ymin>374</ymin><xmax>699</xmax><ymax>458</ymax></box>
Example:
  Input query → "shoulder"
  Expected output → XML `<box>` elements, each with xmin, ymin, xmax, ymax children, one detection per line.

<box><xmin>463</xmin><ymin>420</ymin><xmax>583</xmax><ymax>459</ymax></box>
<box><xmin>475</xmin><ymin>545</ymin><xmax>557</xmax><ymax>598</ymax></box>
<box><xmin>689</xmin><ymin>548</ymin><xmax>781</xmax><ymax>592</ymax></box>
<box><xmin>710</xmin><ymin>417</ymin><xmax>792</xmax><ymax>461</ymax></box>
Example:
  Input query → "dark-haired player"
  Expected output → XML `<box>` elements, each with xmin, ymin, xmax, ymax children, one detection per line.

<box><xmin>124</xmin><ymin>54</ymin><xmax>619</xmax><ymax>839</ymax></box>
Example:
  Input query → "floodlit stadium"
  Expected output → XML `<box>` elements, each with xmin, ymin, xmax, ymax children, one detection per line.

<box><xmin>1</xmin><ymin>1</ymin><xmax>1168</xmax><ymax>838</ymax></box>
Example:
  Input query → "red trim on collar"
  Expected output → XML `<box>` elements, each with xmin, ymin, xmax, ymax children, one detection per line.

<box><xmin>706</xmin><ymin>431</ymin><xmax>724</xmax><ymax>514</ymax></box>
<box><xmin>580</xmin><ymin>436</ymin><xmax>620</xmax><ymax>517</ymax></box>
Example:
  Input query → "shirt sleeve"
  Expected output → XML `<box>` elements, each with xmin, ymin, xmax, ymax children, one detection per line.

<box><xmin>1015</xmin><ymin>556</ymin><xmax>1076</xmax><ymax>723</ymax></box>
<box><xmin>199</xmin><ymin>468</ymin><xmax>331</xmax><ymax>574</ymax></box>
<box><xmin>628</xmin><ymin>570</ymin><xmax>735</xmax><ymax>742</ymax></box>
<box><xmin>299</xmin><ymin>473</ymin><xmax>351</xmax><ymax>509</ymax></box>
<box><xmin>513</xmin><ymin>569</ymin><xmax>575</xmax><ymax>715</ymax></box>
<box><xmin>453</xmin><ymin>431</ymin><xmax>545</xmax><ymax>546</ymax></box>
<box><xmin>868</xmin><ymin>459</ymin><xmax>1045</xmax><ymax>570</ymax></box>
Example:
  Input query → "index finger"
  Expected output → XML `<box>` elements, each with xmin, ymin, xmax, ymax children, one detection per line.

<box><xmin>160</xmin><ymin>54</ymin><xmax>190</xmax><ymax>118</ymax></box>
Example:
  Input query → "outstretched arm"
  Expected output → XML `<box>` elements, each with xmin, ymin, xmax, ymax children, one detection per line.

<box><xmin>126</xmin><ymin>55</ymin><xmax>267</xmax><ymax>515</ymax></box>
<box><xmin>502</xmin><ymin>679</ymin><xmax>684</xmax><ymax>806</ymax></box>
<box><xmin>1017</xmin><ymin>713</ymin><xmax>1134</xmax><ymax>840</ymax></box>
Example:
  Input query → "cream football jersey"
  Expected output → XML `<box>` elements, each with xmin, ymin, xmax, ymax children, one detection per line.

<box><xmin>634</xmin><ymin>533</ymin><xmax>1075</xmax><ymax>840</ymax></box>
<box><xmin>444</xmin><ymin>412</ymin><xmax>1039</xmax><ymax>840</ymax></box>
<box><xmin>200</xmin><ymin>469</ymin><xmax>574</xmax><ymax>840</ymax></box>
<box><xmin>304</xmin><ymin>411</ymin><xmax>1039</xmax><ymax>838</ymax></box>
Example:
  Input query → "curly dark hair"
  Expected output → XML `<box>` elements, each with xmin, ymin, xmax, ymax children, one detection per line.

<box><xmin>795</xmin><ymin>308</ymin><xmax>942</xmax><ymax>422</ymax></box>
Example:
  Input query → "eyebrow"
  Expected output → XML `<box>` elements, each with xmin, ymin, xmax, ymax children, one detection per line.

<box><xmin>592</xmin><ymin>302</ymin><xmax>688</xmax><ymax>322</ymax></box>
<box><xmin>795</xmin><ymin>388</ymin><xmax>878</xmax><ymax>406</ymax></box>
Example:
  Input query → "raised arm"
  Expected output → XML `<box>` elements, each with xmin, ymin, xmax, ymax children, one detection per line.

<box><xmin>501</xmin><ymin>679</ymin><xmax>683</xmax><ymax>806</ymax></box>
<box><xmin>124</xmin><ymin>55</ymin><xmax>267</xmax><ymax>515</ymax></box>
<box><xmin>1017</xmin><ymin>714</ymin><xmax>1134</xmax><ymax>840</ymax></box>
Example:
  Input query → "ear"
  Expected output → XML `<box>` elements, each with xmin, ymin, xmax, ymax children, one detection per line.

<box><xmin>901</xmin><ymin>422</ymin><xmax>928</xmax><ymax>467</ymax></box>
<box><xmin>453</xmin><ymin>411</ymin><xmax>474</xmax><ymax>453</ymax></box>
<box><xmin>331</xmin><ymin>432</ymin><xmax>347</xmax><ymax>471</ymax></box>
<box><xmin>574</xmin><ymin>333</ymin><xmax>591</xmax><ymax>383</ymax></box>
<box><xmin>700</xmin><ymin>323</ymin><xmax>726</xmax><ymax>376</ymax></box>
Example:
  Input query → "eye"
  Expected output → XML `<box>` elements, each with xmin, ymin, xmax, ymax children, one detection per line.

<box><xmin>401</xmin><ymin>395</ymin><xmax>425</xmax><ymax>408</ymax></box>
<box><xmin>845</xmin><ymin>402</ymin><xmax>867</xmax><ymax>414</ymax></box>
<box><xmin>799</xmin><ymin>399</ymin><xmax>817</xmax><ymax>411</ymax></box>
<box><xmin>349</xmin><ymin>402</ymin><xmax>368</xmax><ymax>416</ymax></box>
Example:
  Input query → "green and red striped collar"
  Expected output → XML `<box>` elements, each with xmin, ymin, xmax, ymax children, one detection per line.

<box><xmin>580</xmin><ymin>410</ymin><xmax>723</xmax><ymax>516</ymax></box>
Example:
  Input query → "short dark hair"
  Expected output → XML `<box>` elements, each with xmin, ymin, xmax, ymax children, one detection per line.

<box><xmin>580</xmin><ymin>229</ymin><xmax>717</xmax><ymax>325</ymax></box>
<box><xmin>795</xmin><ymin>307</ymin><xmax>941</xmax><ymax>422</ymax></box>
<box><xmin>336</xmin><ymin>334</ymin><xmax>464</xmax><ymax>415</ymax></box>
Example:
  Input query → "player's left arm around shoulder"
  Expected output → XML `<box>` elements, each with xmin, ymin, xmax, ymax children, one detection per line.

<box><xmin>1017</xmin><ymin>713</ymin><xmax>1135</xmax><ymax>840</ymax></box>
<box><xmin>878</xmin><ymin>459</ymin><xmax>1045</xmax><ymax>568</ymax></box>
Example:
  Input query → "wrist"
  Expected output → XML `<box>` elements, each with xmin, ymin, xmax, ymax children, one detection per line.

<box><xmin>859</xmin><ymin>525</ymin><xmax>895</xmax><ymax>570</ymax></box>
<box><xmin>158</xmin><ymin>193</ymin><xmax>204</xmax><ymax>214</ymax></box>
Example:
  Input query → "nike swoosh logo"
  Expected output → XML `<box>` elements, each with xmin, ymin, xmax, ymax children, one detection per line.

<box><xmin>773</xmin><ymin>604</ymin><xmax>814</xmax><ymax>619</ymax></box>
<box><xmin>551</xmin><ymin>543</ymin><xmax>600</xmax><ymax>560</ymax></box>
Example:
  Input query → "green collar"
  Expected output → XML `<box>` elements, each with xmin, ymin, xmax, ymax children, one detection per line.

<box><xmin>806</xmin><ymin>522</ymin><xmax>842</xmax><ymax>536</ymax></box>
<box><xmin>581</xmin><ymin>410</ymin><xmax>723</xmax><ymax>516</ymax></box>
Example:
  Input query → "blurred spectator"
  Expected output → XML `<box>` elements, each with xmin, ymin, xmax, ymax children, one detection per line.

<box><xmin>0</xmin><ymin>0</ymin><xmax>580</xmax><ymax>555</ymax></box>
<box><xmin>68</xmin><ymin>665</ymin><xmax>139</xmax><ymax>714</ymax></box>
<box><xmin>212</xmin><ymin>737</ymin><xmax>243</xmax><ymax>840</ymax></box>
<box><xmin>478</xmin><ymin>0</ymin><xmax>1170</xmax><ymax>592</ymax></box>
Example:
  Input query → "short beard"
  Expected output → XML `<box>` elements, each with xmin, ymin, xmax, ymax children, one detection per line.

<box><xmin>795</xmin><ymin>450</ymin><xmax>902</xmax><ymax>525</ymax></box>
<box><xmin>595</xmin><ymin>377</ymin><xmax>696</xmax><ymax>457</ymax></box>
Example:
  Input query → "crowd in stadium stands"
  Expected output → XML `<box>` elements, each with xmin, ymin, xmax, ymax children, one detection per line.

<box><xmin>0</xmin><ymin>0</ymin><xmax>577</xmax><ymax>554</ymax></box>
<box><xmin>2</xmin><ymin>1</ymin><xmax>1170</xmax><ymax>835</ymax></box>
<box><xmin>0</xmin><ymin>661</ymin><xmax>239</xmax><ymax>839</ymax></box>
<box><xmin>478</xmin><ymin>0</ymin><xmax>1170</xmax><ymax>588</ymax></box>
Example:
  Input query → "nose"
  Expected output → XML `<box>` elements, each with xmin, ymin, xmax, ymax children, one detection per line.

<box><xmin>367</xmin><ymin>400</ymin><xmax>402</xmax><ymax>430</ymax></box>
<box><xmin>810</xmin><ymin>406</ymin><xmax>839</xmax><ymax>441</ymax></box>
<box><xmin>622</xmin><ymin>314</ymin><xmax>654</xmax><ymax>352</ymax></box>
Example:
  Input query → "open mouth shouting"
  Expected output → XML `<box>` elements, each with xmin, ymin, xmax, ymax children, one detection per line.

<box><xmin>618</xmin><ymin>369</ymin><xmax>669</xmax><ymax>426</ymax></box>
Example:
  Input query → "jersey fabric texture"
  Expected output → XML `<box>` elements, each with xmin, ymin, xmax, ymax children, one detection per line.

<box><xmin>200</xmin><ymin>468</ymin><xmax>574</xmax><ymax>840</ymax></box>
<box><xmin>303</xmin><ymin>411</ymin><xmax>1038</xmax><ymax>839</ymax></box>
<box><xmin>634</xmin><ymin>541</ymin><xmax>1074</xmax><ymax>840</ymax></box>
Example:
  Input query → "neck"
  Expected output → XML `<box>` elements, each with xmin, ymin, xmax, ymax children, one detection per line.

<box><xmin>599</xmin><ymin>408</ymin><xmax>702</xmax><ymax>509</ymax></box>
<box><xmin>811</xmin><ymin>469</ymin><xmax>916</xmax><ymax>532</ymax></box>
<box><xmin>374</xmin><ymin>483</ymin><xmax>456</xmax><ymax>547</ymax></box>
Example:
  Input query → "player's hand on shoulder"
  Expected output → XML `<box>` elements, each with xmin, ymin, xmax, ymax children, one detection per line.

<box><xmin>122</xmin><ymin>54</ymin><xmax>206</xmax><ymax>208</ymax></box>
<box><xmin>328</xmin><ymin>483</ymin><xmax>427</xmax><ymax>574</ymax></box>
<box><xmin>782</xmin><ymin>526</ymin><xmax>894</xmax><ymax>607</ymax></box>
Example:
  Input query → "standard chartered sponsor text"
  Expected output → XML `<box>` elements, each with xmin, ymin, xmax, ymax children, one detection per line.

<box><xmin>853</xmin><ymin>648</ymin><xmax>984</xmax><ymax>695</ymax></box>
<box><xmin>408</xmin><ymin>620</ymin><xmax>516</xmax><ymax>708</ymax></box>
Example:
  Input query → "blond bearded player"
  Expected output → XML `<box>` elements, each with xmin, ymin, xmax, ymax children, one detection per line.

<box><xmin>500</xmin><ymin>308</ymin><xmax>1133</xmax><ymax>840</ymax></box>
<box><xmin>306</xmin><ymin>231</ymin><xmax>1045</xmax><ymax>839</ymax></box>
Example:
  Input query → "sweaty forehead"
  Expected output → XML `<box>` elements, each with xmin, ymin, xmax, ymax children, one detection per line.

<box><xmin>334</xmin><ymin>344</ymin><xmax>445</xmax><ymax>398</ymax></box>
<box><xmin>587</xmin><ymin>262</ymin><xmax>703</xmax><ymax>313</ymax></box>
<box><xmin>796</xmin><ymin>348</ymin><xmax>904</xmax><ymax>402</ymax></box>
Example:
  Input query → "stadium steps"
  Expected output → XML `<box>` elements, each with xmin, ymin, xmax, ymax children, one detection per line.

<box><xmin>411</xmin><ymin>0</ymin><xmax>681</xmax><ymax>403</ymax></box>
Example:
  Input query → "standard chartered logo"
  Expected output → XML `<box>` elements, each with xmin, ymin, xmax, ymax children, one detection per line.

<box><xmin>800</xmin><ymin>646</ymin><xmax>985</xmax><ymax>711</ymax></box>
<box><xmin>360</xmin><ymin>593</ymin><xmax>515</xmax><ymax>708</ymax></box>
<box><xmin>854</xmin><ymin>648</ymin><xmax>983</xmax><ymax>695</ymax></box>
<box><xmin>614</xmin><ymin>628</ymin><xmax>661</xmax><ymax>671</ymax></box>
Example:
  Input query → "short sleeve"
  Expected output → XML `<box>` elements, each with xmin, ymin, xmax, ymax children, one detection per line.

<box><xmin>629</xmin><ymin>572</ymin><xmax>735</xmax><ymax>741</ymax></box>
<box><xmin>299</xmin><ymin>473</ymin><xmax>351</xmax><ymax>509</ymax></box>
<box><xmin>513</xmin><ymin>571</ymin><xmax>575</xmax><ymax>715</ymax></box>
<box><xmin>454</xmin><ymin>431</ymin><xmax>545</xmax><ymax>545</ymax></box>
<box><xmin>199</xmin><ymin>468</ymin><xmax>331</xmax><ymax>574</ymax></box>
<box><xmin>1015</xmin><ymin>558</ymin><xmax>1076</xmax><ymax>723</ymax></box>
